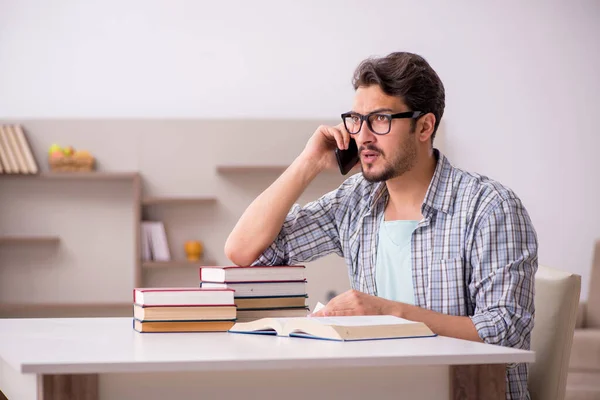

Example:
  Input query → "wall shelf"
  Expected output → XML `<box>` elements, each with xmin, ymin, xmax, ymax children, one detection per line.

<box><xmin>142</xmin><ymin>196</ymin><xmax>218</xmax><ymax>206</ymax></box>
<box><xmin>142</xmin><ymin>260</ymin><xmax>216</xmax><ymax>268</ymax></box>
<box><xmin>216</xmin><ymin>165</ymin><xmax>360</xmax><ymax>174</ymax></box>
<box><xmin>0</xmin><ymin>236</ymin><xmax>60</xmax><ymax>245</ymax></box>
<box><xmin>216</xmin><ymin>165</ymin><xmax>288</xmax><ymax>173</ymax></box>
<box><xmin>0</xmin><ymin>172</ymin><xmax>140</xmax><ymax>180</ymax></box>
<box><xmin>0</xmin><ymin>302</ymin><xmax>132</xmax><ymax>318</ymax></box>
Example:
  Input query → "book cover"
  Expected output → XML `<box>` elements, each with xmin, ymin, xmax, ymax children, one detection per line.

<box><xmin>200</xmin><ymin>265</ymin><xmax>306</xmax><ymax>283</ymax></box>
<box><xmin>133</xmin><ymin>287</ymin><xmax>235</xmax><ymax>307</ymax></box>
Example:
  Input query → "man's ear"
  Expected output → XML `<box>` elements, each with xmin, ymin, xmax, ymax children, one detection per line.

<box><xmin>418</xmin><ymin>113</ymin><xmax>436</xmax><ymax>143</ymax></box>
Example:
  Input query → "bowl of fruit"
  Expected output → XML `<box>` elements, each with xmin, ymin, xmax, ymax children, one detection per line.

<box><xmin>48</xmin><ymin>144</ymin><xmax>95</xmax><ymax>172</ymax></box>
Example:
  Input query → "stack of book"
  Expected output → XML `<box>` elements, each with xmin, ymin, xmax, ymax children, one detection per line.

<box><xmin>199</xmin><ymin>265</ymin><xmax>308</xmax><ymax>323</ymax></box>
<box><xmin>132</xmin><ymin>287</ymin><xmax>236</xmax><ymax>333</ymax></box>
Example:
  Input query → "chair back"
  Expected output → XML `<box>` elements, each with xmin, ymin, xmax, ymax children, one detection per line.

<box><xmin>529</xmin><ymin>265</ymin><xmax>581</xmax><ymax>400</ymax></box>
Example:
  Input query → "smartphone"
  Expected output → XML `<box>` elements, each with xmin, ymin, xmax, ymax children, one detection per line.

<box><xmin>335</xmin><ymin>138</ymin><xmax>359</xmax><ymax>175</ymax></box>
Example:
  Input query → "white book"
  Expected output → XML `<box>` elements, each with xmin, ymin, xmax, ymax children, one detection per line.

<box><xmin>229</xmin><ymin>315</ymin><xmax>436</xmax><ymax>341</ymax></box>
<box><xmin>149</xmin><ymin>221</ymin><xmax>171</xmax><ymax>262</ymax></box>
<box><xmin>5</xmin><ymin>125</ymin><xmax>29</xmax><ymax>174</ymax></box>
<box><xmin>201</xmin><ymin>281</ymin><xmax>306</xmax><ymax>297</ymax></box>
<box><xmin>133</xmin><ymin>287</ymin><xmax>235</xmax><ymax>306</ymax></box>
<box><xmin>13</xmin><ymin>125</ymin><xmax>39</xmax><ymax>174</ymax></box>
<box><xmin>200</xmin><ymin>265</ymin><xmax>306</xmax><ymax>283</ymax></box>
<box><xmin>0</xmin><ymin>126</ymin><xmax>18</xmax><ymax>173</ymax></box>
<box><xmin>140</xmin><ymin>222</ymin><xmax>152</xmax><ymax>261</ymax></box>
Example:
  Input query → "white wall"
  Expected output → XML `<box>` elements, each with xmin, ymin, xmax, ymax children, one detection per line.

<box><xmin>1</xmin><ymin>0</ymin><xmax>599</xmax><ymax>297</ymax></box>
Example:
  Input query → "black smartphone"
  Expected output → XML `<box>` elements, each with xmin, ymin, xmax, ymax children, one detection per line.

<box><xmin>335</xmin><ymin>138</ymin><xmax>359</xmax><ymax>175</ymax></box>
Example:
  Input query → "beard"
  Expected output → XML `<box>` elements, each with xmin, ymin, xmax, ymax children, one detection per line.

<box><xmin>361</xmin><ymin>135</ymin><xmax>418</xmax><ymax>183</ymax></box>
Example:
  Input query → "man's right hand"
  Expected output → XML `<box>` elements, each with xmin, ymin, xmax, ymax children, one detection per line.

<box><xmin>225</xmin><ymin>122</ymin><xmax>351</xmax><ymax>266</ymax></box>
<box><xmin>300</xmin><ymin>123</ymin><xmax>351</xmax><ymax>172</ymax></box>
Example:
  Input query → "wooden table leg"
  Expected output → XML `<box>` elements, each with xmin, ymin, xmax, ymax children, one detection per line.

<box><xmin>450</xmin><ymin>364</ymin><xmax>506</xmax><ymax>400</ymax></box>
<box><xmin>42</xmin><ymin>374</ymin><xmax>98</xmax><ymax>400</ymax></box>
<box><xmin>0</xmin><ymin>389</ymin><xmax>7</xmax><ymax>400</ymax></box>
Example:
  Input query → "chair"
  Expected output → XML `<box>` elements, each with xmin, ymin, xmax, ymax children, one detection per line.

<box><xmin>529</xmin><ymin>265</ymin><xmax>581</xmax><ymax>400</ymax></box>
<box><xmin>567</xmin><ymin>240</ymin><xmax>600</xmax><ymax>400</ymax></box>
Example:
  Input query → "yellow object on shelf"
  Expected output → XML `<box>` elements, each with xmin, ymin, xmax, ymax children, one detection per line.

<box><xmin>184</xmin><ymin>240</ymin><xmax>203</xmax><ymax>262</ymax></box>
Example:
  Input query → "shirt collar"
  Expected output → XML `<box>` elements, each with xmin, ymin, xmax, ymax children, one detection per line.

<box><xmin>421</xmin><ymin>149</ymin><xmax>455</xmax><ymax>216</ymax></box>
<box><xmin>369</xmin><ymin>149</ymin><xmax>456</xmax><ymax>217</ymax></box>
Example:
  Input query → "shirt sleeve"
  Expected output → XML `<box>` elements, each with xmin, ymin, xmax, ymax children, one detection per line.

<box><xmin>468</xmin><ymin>197</ymin><xmax>538</xmax><ymax>349</ymax></box>
<box><xmin>251</xmin><ymin>181</ymin><xmax>352</xmax><ymax>266</ymax></box>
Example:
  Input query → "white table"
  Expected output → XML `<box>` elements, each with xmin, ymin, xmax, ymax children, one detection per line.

<box><xmin>0</xmin><ymin>317</ymin><xmax>534</xmax><ymax>400</ymax></box>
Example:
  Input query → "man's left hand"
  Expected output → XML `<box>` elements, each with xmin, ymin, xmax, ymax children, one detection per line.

<box><xmin>310</xmin><ymin>289</ymin><xmax>398</xmax><ymax>317</ymax></box>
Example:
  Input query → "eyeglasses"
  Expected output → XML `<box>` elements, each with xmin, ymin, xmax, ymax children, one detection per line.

<box><xmin>341</xmin><ymin>111</ymin><xmax>424</xmax><ymax>135</ymax></box>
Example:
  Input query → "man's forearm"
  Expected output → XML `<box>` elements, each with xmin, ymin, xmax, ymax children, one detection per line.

<box><xmin>224</xmin><ymin>154</ymin><xmax>322</xmax><ymax>266</ymax></box>
<box><xmin>389</xmin><ymin>302</ymin><xmax>482</xmax><ymax>342</ymax></box>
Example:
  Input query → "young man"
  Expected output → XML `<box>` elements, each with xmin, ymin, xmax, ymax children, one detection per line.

<box><xmin>225</xmin><ymin>52</ymin><xmax>537</xmax><ymax>399</ymax></box>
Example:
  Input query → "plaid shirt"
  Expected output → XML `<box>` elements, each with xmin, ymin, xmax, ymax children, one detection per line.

<box><xmin>253</xmin><ymin>149</ymin><xmax>538</xmax><ymax>399</ymax></box>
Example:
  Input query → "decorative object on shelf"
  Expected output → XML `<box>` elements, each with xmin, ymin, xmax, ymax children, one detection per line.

<box><xmin>48</xmin><ymin>143</ymin><xmax>96</xmax><ymax>172</ymax></box>
<box><xmin>0</xmin><ymin>124</ymin><xmax>39</xmax><ymax>175</ymax></box>
<box><xmin>184</xmin><ymin>240</ymin><xmax>203</xmax><ymax>261</ymax></box>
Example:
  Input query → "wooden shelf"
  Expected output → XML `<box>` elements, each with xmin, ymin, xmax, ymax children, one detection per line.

<box><xmin>0</xmin><ymin>172</ymin><xmax>140</xmax><ymax>180</ymax></box>
<box><xmin>0</xmin><ymin>302</ymin><xmax>130</xmax><ymax>310</ymax></box>
<box><xmin>216</xmin><ymin>165</ymin><xmax>288</xmax><ymax>173</ymax></box>
<box><xmin>142</xmin><ymin>196</ymin><xmax>218</xmax><ymax>206</ymax></box>
<box><xmin>216</xmin><ymin>165</ymin><xmax>360</xmax><ymax>174</ymax></box>
<box><xmin>0</xmin><ymin>236</ymin><xmax>60</xmax><ymax>245</ymax></box>
<box><xmin>142</xmin><ymin>260</ymin><xmax>216</xmax><ymax>268</ymax></box>
<box><xmin>0</xmin><ymin>302</ymin><xmax>132</xmax><ymax>318</ymax></box>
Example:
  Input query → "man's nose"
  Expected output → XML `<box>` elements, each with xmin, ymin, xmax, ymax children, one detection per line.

<box><xmin>355</xmin><ymin>120</ymin><xmax>377</xmax><ymax>146</ymax></box>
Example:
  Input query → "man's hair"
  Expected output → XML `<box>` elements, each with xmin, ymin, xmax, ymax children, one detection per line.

<box><xmin>352</xmin><ymin>52</ymin><xmax>445</xmax><ymax>142</ymax></box>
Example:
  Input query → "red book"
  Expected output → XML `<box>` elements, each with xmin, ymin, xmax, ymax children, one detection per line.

<box><xmin>199</xmin><ymin>265</ymin><xmax>306</xmax><ymax>283</ymax></box>
<box><xmin>133</xmin><ymin>287</ymin><xmax>234</xmax><ymax>307</ymax></box>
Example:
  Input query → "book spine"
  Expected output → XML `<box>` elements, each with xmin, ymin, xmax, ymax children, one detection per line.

<box><xmin>0</xmin><ymin>128</ymin><xmax>10</xmax><ymax>173</ymax></box>
<box><xmin>141</xmin><ymin>222</ymin><xmax>152</xmax><ymax>261</ymax></box>
<box><xmin>6</xmin><ymin>125</ymin><xmax>29</xmax><ymax>173</ymax></box>
<box><xmin>0</xmin><ymin>126</ymin><xmax>18</xmax><ymax>173</ymax></box>
<box><xmin>150</xmin><ymin>221</ymin><xmax>171</xmax><ymax>262</ymax></box>
<box><xmin>13</xmin><ymin>125</ymin><xmax>39</xmax><ymax>174</ymax></box>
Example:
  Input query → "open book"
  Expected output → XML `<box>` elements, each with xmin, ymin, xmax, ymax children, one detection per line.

<box><xmin>229</xmin><ymin>315</ymin><xmax>436</xmax><ymax>341</ymax></box>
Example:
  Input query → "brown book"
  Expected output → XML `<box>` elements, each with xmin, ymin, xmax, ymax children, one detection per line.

<box><xmin>0</xmin><ymin>128</ymin><xmax>9</xmax><ymax>173</ymax></box>
<box><xmin>0</xmin><ymin>126</ymin><xmax>18</xmax><ymax>173</ymax></box>
<box><xmin>235</xmin><ymin>295</ymin><xmax>307</xmax><ymax>310</ymax></box>
<box><xmin>134</xmin><ymin>304</ymin><xmax>236</xmax><ymax>321</ymax></box>
<box><xmin>5</xmin><ymin>125</ymin><xmax>28</xmax><ymax>173</ymax></box>
<box><xmin>13</xmin><ymin>125</ymin><xmax>39</xmax><ymax>174</ymax></box>
<box><xmin>236</xmin><ymin>307</ymin><xmax>309</xmax><ymax>323</ymax></box>
<box><xmin>133</xmin><ymin>319</ymin><xmax>235</xmax><ymax>333</ymax></box>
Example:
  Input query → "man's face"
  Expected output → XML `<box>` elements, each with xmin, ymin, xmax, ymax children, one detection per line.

<box><xmin>351</xmin><ymin>85</ymin><xmax>418</xmax><ymax>183</ymax></box>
